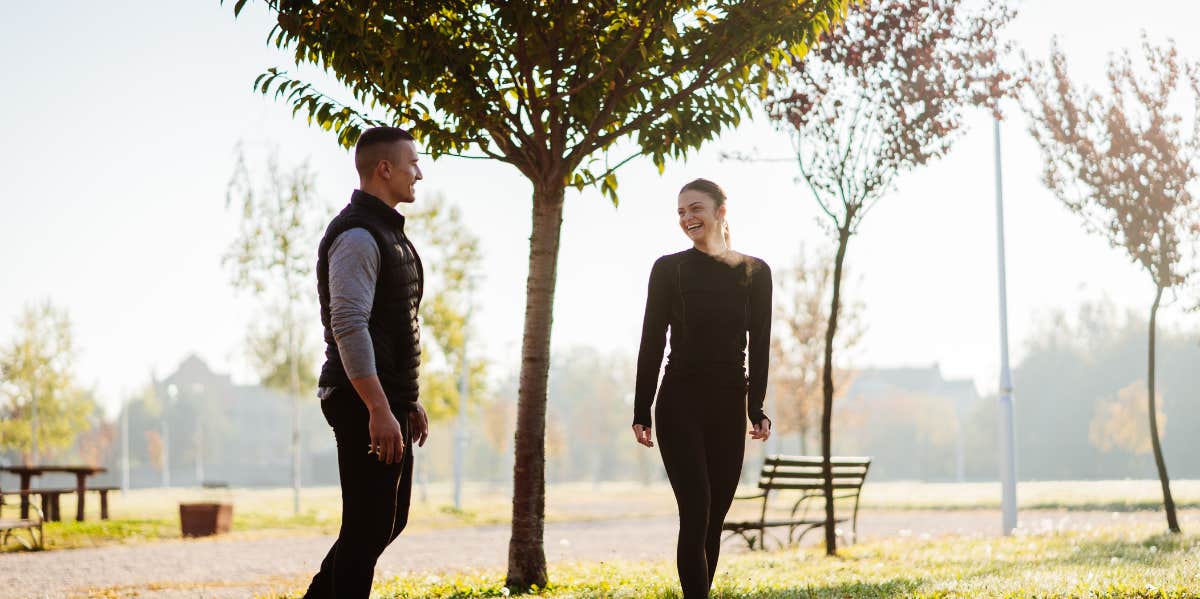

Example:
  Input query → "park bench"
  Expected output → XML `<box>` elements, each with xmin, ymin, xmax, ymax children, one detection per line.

<box><xmin>722</xmin><ymin>455</ymin><xmax>872</xmax><ymax>550</ymax></box>
<box><xmin>0</xmin><ymin>490</ymin><xmax>44</xmax><ymax>550</ymax></box>
<box><xmin>0</xmin><ymin>486</ymin><xmax>118</xmax><ymax>522</ymax></box>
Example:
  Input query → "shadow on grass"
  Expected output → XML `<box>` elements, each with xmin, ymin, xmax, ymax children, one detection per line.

<box><xmin>1026</xmin><ymin>501</ymin><xmax>1200</xmax><ymax>512</ymax></box>
<box><xmin>710</xmin><ymin>578</ymin><xmax>924</xmax><ymax>599</ymax></box>
<box><xmin>1038</xmin><ymin>530</ymin><xmax>1198</xmax><ymax>568</ymax></box>
<box><xmin>863</xmin><ymin>501</ymin><xmax>1200</xmax><ymax>512</ymax></box>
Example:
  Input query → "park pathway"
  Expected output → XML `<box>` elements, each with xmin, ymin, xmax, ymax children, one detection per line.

<box><xmin>1</xmin><ymin>509</ymin><xmax>1195</xmax><ymax>598</ymax></box>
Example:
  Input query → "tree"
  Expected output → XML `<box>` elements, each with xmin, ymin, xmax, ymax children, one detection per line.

<box><xmin>77</xmin><ymin>418</ymin><xmax>118</xmax><ymax>468</ymax></box>
<box><xmin>224</xmin><ymin>146</ymin><xmax>324</xmax><ymax>514</ymax></box>
<box><xmin>763</xmin><ymin>0</ymin><xmax>1013</xmax><ymax>554</ymax></box>
<box><xmin>1023</xmin><ymin>36</ymin><xmax>1200</xmax><ymax>533</ymax></box>
<box><xmin>144</xmin><ymin>430</ymin><xmax>165</xmax><ymax>474</ymax></box>
<box><xmin>246</xmin><ymin>317</ymin><xmax>318</xmax><ymax>393</ymax></box>
<box><xmin>227</xmin><ymin>0</ymin><xmax>850</xmax><ymax>585</ymax></box>
<box><xmin>407</xmin><ymin>194</ymin><xmax>488</xmax><ymax>510</ymax></box>
<box><xmin>406</xmin><ymin>194</ymin><xmax>488</xmax><ymax>422</ymax></box>
<box><xmin>770</xmin><ymin>244</ymin><xmax>861</xmax><ymax>453</ymax></box>
<box><xmin>1090</xmin><ymin>381</ymin><xmax>1166</xmax><ymax>457</ymax></box>
<box><xmin>0</xmin><ymin>301</ymin><xmax>95</xmax><ymax>464</ymax></box>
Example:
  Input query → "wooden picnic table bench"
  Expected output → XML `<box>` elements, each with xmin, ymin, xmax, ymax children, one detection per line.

<box><xmin>0</xmin><ymin>490</ymin><xmax>43</xmax><ymax>550</ymax></box>
<box><xmin>722</xmin><ymin>455</ymin><xmax>872</xmax><ymax>550</ymax></box>
<box><xmin>0</xmin><ymin>465</ymin><xmax>109</xmax><ymax>522</ymax></box>
<box><xmin>1</xmin><ymin>486</ymin><xmax>119</xmax><ymax>522</ymax></box>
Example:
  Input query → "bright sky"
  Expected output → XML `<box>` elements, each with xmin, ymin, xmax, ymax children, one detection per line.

<box><xmin>3</xmin><ymin>1</ymin><xmax>1198</xmax><ymax>418</ymax></box>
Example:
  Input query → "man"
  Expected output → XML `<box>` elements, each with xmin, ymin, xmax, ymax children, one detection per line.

<box><xmin>304</xmin><ymin>126</ymin><xmax>430</xmax><ymax>599</ymax></box>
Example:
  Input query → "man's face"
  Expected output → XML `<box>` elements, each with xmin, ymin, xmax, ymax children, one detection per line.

<box><xmin>388</xmin><ymin>140</ymin><xmax>422</xmax><ymax>204</ymax></box>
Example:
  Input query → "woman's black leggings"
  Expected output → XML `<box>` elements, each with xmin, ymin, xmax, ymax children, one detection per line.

<box><xmin>655</xmin><ymin>371</ymin><xmax>747</xmax><ymax>599</ymax></box>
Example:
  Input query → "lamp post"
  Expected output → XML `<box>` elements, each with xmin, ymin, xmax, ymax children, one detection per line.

<box><xmin>121</xmin><ymin>392</ymin><xmax>130</xmax><ymax>492</ymax></box>
<box><xmin>164</xmin><ymin>384</ymin><xmax>177</xmax><ymax>488</ymax></box>
<box><xmin>992</xmin><ymin>118</ymin><xmax>1018</xmax><ymax>535</ymax></box>
<box><xmin>453</xmin><ymin>280</ymin><xmax>475</xmax><ymax>511</ymax></box>
<box><xmin>29</xmin><ymin>387</ymin><xmax>38</xmax><ymax>465</ymax></box>
<box><xmin>192</xmin><ymin>383</ymin><xmax>206</xmax><ymax>486</ymax></box>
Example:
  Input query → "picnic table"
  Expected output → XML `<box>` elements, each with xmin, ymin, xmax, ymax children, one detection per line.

<box><xmin>0</xmin><ymin>465</ymin><xmax>109</xmax><ymax>522</ymax></box>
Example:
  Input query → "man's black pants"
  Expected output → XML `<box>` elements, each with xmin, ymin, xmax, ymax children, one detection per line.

<box><xmin>304</xmin><ymin>388</ymin><xmax>413</xmax><ymax>599</ymax></box>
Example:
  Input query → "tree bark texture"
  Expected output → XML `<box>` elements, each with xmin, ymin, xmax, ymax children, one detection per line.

<box><xmin>506</xmin><ymin>183</ymin><xmax>566</xmax><ymax>588</ymax></box>
<box><xmin>821</xmin><ymin>225</ymin><xmax>851</xmax><ymax>556</ymax></box>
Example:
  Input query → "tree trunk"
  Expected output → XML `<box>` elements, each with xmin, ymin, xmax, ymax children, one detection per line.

<box><xmin>506</xmin><ymin>183</ymin><xmax>566</xmax><ymax>588</ymax></box>
<box><xmin>1147</xmin><ymin>284</ymin><xmax>1181</xmax><ymax>533</ymax></box>
<box><xmin>821</xmin><ymin>226</ymin><xmax>851</xmax><ymax>556</ymax></box>
<box><xmin>29</xmin><ymin>387</ymin><xmax>38</xmax><ymax>466</ymax></box>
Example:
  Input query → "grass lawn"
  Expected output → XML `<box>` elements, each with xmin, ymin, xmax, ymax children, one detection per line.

<box><xmin>4</xmin><ymin>482</ymin><xmax>676</xmax><ymax>552</ymax></box>
<box><xmin>266</xmin><ymin>524</ymin><xmax>1200</xmax><ymax>598</ymax></box>
<box><xmin>7</xmin><ymin>479</ymin><xmax>1200</xmax><ymax>553</ymax></box>
<box><xmin>857</xmin><ymin>480</ymin><xmax>1200</xmax><ymax>512</ymax></box>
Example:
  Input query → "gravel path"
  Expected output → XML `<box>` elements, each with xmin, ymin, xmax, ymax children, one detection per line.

<box><xmin>2</xmin><ymin>509</ymin><xmax>1195</xmax><ymax>599</ymax></box>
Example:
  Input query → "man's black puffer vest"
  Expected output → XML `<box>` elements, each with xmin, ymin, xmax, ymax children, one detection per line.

<box><xmin>316</xmin><ymin>190</ymin><xmax>424</xmax><ymax>407</ymax></box>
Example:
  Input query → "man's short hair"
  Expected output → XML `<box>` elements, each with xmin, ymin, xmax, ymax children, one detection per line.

<box><xmin>355</xmin><ymin>126</ymin><xmax>415</xmax><ymax>179</ymax></box>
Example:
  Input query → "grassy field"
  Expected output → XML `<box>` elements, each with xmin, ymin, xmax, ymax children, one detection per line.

<box><xmin>260</xmin><ymin>523</ymin><xmax>1200</xmax><ymax>598</ymax></box>
<box><xmin>7</xmin><ymin>479</ymin><xmax>1200</xmax><ymax>553</ymax></box>
<box><xmin>4</xmin><ymin>481</ymin><xmax>677</xmax><ymax>552</ymax></box>
<box><xmin>857</xmin><ymin>480</ymin><xmax>1200</xmax><ymax>512</ymax></box>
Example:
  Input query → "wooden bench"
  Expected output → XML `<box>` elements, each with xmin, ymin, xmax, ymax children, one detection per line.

<box><xmin>1</xmin><ymin>486</ymin><xmax>118</xmax><ymax>522</ymax></box>
<box><xmin>0</xmin><ymin>491</ymin><xmax>43</xmax><ymax>550</ymax></box>
<box><xmin>722</xmin><ymin>455</ymin><xmax>871</xmax><ymax>550</ymax></box>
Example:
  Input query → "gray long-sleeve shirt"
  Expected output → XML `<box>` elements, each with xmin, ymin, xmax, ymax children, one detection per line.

<box><xmin>327</xmin><ymin>227</ymin><xmax>381</xmax><ymax>380</ymax></box>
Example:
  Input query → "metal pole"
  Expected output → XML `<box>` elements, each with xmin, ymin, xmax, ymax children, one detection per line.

<box><xmin>769</xmin><ymin>380</ymin><xmax>782</xmax><ymax>455</ymax></box>
<box><xmin>453</xmin><ymin>294</ymin><xmax>473</xmax><ymax>511</ymax></box>
<box><xmin>287</xmin><ymin>299</ymin><xmax>301</xmax><ymax>516</ymax></box>
<box><xmin>121</xmin><ymin>394</ymin><xmax>130</xmax><ymax>492</ymax></box>
<box><xmin>993</xmin><ymin>118</ymin><xmax>1018</xmax><ymax>535</ymax></box>
<box><xmin>164</xmin><ymin>384</ymin><xmax>174</xmax><ymax>489</ymax></box>
<box><xmin>195</xmin><ymin>424</ymin><xmax>204</xmax><ymax>485</ymax></box>
<box><xmin>29</xmin><ymin>389</ymin><xmax>38</xmax><ymax>465</ymax></box>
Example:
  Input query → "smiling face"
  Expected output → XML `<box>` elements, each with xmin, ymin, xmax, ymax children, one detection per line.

<box><xmin>678</xmin><ymin>189</ymin><xmax>726</xmax><ymax>244</ymax></box>
<box><xmin>354</xmin><ymin>128</ymin><xmax>423</xmax><ymax>207</ymax></box>
<box><xmin>386</xmin><ymin>139</ymin><xmax>422</xmax><ymax>204</ymax></box>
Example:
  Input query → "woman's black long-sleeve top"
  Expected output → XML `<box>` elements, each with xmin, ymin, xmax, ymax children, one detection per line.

<box><xmin>633</xmin><ymin>247</ymin><xmax>772</xmax><ymax>428</ymax></box>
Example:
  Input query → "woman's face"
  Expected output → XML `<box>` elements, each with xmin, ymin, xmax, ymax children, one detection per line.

<box><xmin>677</xmin><ymin>190</ymin><xmax>725</xmax><ymax>243</ymax></box>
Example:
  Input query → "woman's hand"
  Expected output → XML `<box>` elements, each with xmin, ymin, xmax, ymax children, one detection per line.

<box><xmin>632</xmin><ymin>424</ymin><xmax>654</xmax><ymax>448</ymax></box>
<box><xmin>749</xmin><ymin>418</ymin><xmax>771</xmax><ymax>442</ymax></box>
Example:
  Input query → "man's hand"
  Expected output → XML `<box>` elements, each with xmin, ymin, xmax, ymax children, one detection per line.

<box><xmin>409</xmin><ymin>401</ymin><xmax>430</xmax><ymax>447</ymax></box>
<box><xmin>632</xmin><ymin>424</ymin><xmax>654</xmax><ymax>448</ymax></box>
<box><xmin>368</xmin><ymin>410</ymin><xmax>405</xmax><ymax>464</ymax></box>
<box><xmin>348</xmin><ymin>374</ymin><xmax>405</xmax><ymax>463</ymax></box>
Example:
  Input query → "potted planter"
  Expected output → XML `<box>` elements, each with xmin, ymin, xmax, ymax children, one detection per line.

<box><xmin>179</xmin><ymin>502</ymin><xmax>233</xmax><ymax>537</ymax></box>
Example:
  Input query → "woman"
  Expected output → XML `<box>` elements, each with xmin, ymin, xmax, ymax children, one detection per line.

<box><xmin>632</xmin><ymin>178</ymin><xmax>772</xmax><ymax>598</ymax></box>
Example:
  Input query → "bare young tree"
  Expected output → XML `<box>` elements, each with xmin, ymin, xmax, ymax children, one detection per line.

<box><xmin>224</xmin><ymin>146</ymin><xmax>324</xmax><ymax>515</ymax></box>
<box><xmin>406</xmin><ymin>194</ymin><xmax>488</xmax><ymax>422</ymax></box>
<box><xmin>764</xmin><ymin>0</ymin><xmax>1014</xmax><ymax>554</ymax></box>
<box><xmin>1024</xmin><ymin>36</ymin><xmax>1200</xmax><ymax>533</ymax></box>
<box><xmin>770</xmin><ymin>244</ymin><xmax>862</xmax><ymax>454</ymax></box>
